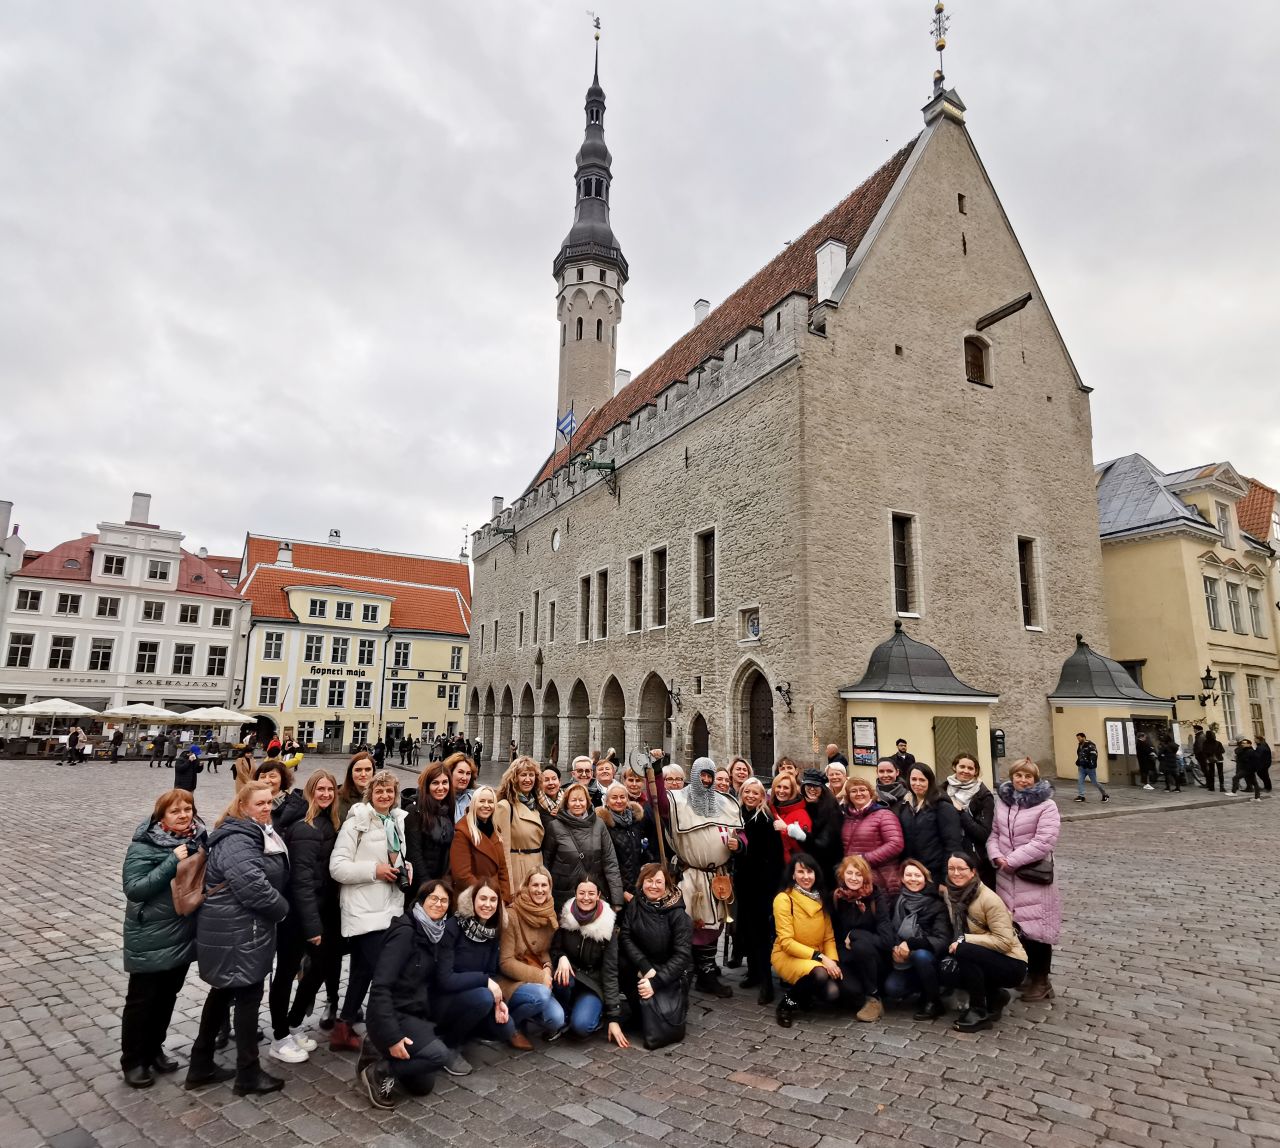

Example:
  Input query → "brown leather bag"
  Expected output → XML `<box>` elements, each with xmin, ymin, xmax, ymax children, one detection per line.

<box><xmin>171</xmin><ymin>850</ymin><xmax>214</xmax><ymax>916</ymax></box>
<box><xmin>710</xmin><ymin>873</ymin><xmax>734</xmax><ymax>902</ymax></box>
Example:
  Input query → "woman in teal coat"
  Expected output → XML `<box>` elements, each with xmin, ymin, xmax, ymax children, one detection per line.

<box><xmin>120</xmin><ymin>788</ymin><xmax>207</xmax><ymax>1089</ymax></box>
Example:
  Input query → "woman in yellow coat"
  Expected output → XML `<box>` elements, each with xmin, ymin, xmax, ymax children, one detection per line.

<box><xmin>771</xmin><ymin>852</ymin><xmax>849</xmax><ymax>1027</ymax></box>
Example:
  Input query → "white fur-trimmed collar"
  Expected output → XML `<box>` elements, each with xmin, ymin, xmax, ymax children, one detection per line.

<box><xmin>558</xmin><ymin>898</ymin><xmax>616</xmax><ymax>943</ymax></box>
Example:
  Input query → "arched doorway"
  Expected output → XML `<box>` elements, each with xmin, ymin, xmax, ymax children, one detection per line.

<box><xmin>638</xmin><ymin>672</ymin><xmax>671</xmax><ymax>754</ymax></box>
<box><xmin>518</xmin><ymin>683</ymin><xmax>535</xmax><ymax>756</ymax></box>
<box><xmin>566</xmin><ymin>679</ymin><xmax>590</xmax><ymax>762</ymax></box>
<box><xmin>599</xmin><ymin>676</ymin><xmax>625</xmax><ymax>762</ymax></box>
<box><xmin>542</xmin><ymin>681</ymin><xmax>561</xmax><ymax>767</ymax></box>
<box><xmin>481</xmin><ymin>686</ymin><xmax>496</xmax><ymax>760</ymax></box>
<box><xmin>466</xmin><ymin>688</ymin><xmax>481</xmax><ymax>743</ymax></box>
<box><xmin>498</xmin><ymin>686</ymin><xmax>514</xmax><ymax>761</ymax></box>
<box><xmin>690</xmin><ymin>712</ymin><xmax>709</xmax><ymax>759</ymax></box>
<box><xmin>745</xmin><ymin>669</ymin><xmax>775</xmax><ymax>773</ymax></box>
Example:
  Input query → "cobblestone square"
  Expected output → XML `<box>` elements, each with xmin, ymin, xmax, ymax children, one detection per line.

<box><xmin>1</xmin><ymin>759</ymin><xmax>1278</xmax><ymax>1148</ymax></box>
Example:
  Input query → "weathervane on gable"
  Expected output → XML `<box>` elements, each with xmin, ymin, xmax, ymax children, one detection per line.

<box><xmin>931</xmin><ymin>2</ymin><xmax>951</xmax><ymax>96</ymax></box>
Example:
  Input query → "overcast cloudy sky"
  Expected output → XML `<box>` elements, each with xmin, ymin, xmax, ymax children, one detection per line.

<box><xmin>2</xmin><ymin>1</ymin><xmax>1275</xmax><ymax>561</ymax></box>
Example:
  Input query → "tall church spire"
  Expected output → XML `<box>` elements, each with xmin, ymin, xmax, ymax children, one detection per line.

<box><xmin>554</xmin><ymin>32</ymin><xmax>628</xmax><ymax>432</ymax></box>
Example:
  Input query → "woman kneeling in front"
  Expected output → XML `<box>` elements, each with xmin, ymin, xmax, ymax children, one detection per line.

<box><xmin>940</xmin><ymin>850</ymin><xmax>1028</xmax><ymax>1032</ymax></box>
<box><xmin>771</xmin><ymin>853</ymin><xmax>849</xmax><ymax>1028</ymax></box>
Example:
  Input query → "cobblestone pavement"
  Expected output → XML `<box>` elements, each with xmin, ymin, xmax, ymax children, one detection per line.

<box><xmin>1</xmin><ymin>759</ymin><xmax>1278</xmax><ymax>1148</ymax></box>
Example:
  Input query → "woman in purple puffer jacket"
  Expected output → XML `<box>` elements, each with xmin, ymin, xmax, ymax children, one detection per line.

<box><xmin>988</xmin><ymin>758</ymin><xmax>1061</xmax><ymax>1003</ymax></box>
<box><xmin>839</xmin><ymin>775</ymin><xmax>905</xmax><ymax>894</ymax></box>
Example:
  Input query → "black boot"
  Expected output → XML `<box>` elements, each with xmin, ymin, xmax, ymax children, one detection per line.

<box><xmin>233</xmin><ymin>1068</ymin><xmax>285</xmax><ymax>1096</ymax></box>
<box><xmin>775</xmin><ymin>993</ymin><xmax>797</xmax><ymax>1027</ymax></box>
<box><xmin>693</xmin><ymin>945</ymin><xmax>733</xmax><ymax>998</ymax></box>
<box><xmin>953</xmin><ymin>1007</ymin><xmax>992</xmax><ymax>1032</ymax></box>
<box><xmin>123</xmin><ymin>1065</ymin><xmax>154</xmax><ymax>1089</ymax></box>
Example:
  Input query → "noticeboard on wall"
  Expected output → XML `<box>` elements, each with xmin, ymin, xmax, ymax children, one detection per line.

<box><xmin>1104</xmin><ymin>719</ymin><xmax>1125</xmax><ymax>757</ymax></box>
<box><xmin>850</xmin><ymin>716</ymin><xmax>878</xmax><ymax>766</ymax></box>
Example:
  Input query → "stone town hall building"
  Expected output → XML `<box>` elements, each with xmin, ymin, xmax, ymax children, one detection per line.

<box><xmin>466</xmin><ymin>56</ymin><xmax>1108</xmax><ymax>775</ymax></box>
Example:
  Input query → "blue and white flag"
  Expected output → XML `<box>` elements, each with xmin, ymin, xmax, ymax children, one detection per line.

<box><xmin>557</xmin><ymin>408</ymin><xmax>577</xmax><ymax>441</ymax></box>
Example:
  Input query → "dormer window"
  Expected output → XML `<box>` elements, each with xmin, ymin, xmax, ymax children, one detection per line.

<box><xmin>1216</xmin><ymin>501</ymin><xmax>1234</xmax><ymax>548</ymax></box>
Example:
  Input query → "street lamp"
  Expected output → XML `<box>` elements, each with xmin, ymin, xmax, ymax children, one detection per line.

<box><xmin>1197</xmin><ymin>666</ymin><xmax>1218</xmax><ymax>708</ymax></box>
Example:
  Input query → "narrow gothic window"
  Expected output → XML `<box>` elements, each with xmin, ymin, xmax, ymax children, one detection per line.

<box><xmin>561</xmin><ymin>324</ymin><xmax>566</xmax><ymax>347</ymax></box>
<box><xmin>599</xmin><ymin>270</ymin><xmax>606</xmax><ymax>282</ymax></box>
<box><xmin>596</xmin><ymin>318</ymin><xmax>603</xmax><ymax>341</ymax></box>
<box><xmin>576</xmin><ymin>317</ymin><xmax>583</xmax><ymax>341</ymax></box>
<box><xmin>964</xmin><ymin>337</ymin><xmax>989</xmax><ymax>386</ymax></box>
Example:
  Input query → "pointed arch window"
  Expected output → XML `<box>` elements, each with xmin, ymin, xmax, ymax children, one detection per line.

<box><xmin>576</xmin><ymin>317</ymin><xmax>584</xmax><ymax>341</ymax></box>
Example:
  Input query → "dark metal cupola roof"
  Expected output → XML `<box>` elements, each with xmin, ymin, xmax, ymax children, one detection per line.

<box><xmin>553</xmin><ymin>45</ymin><xmax>627</xmax><ymax>281</ymax></box>
<box><xmin>839</xmin><ymin>621</ymin><xmax>997</xmax><ymax>701</ymax></box>
<box><xmin>1048</xmin><ymin>635</ymin><xmax>1173</xmax><ymax>706</ymax></box>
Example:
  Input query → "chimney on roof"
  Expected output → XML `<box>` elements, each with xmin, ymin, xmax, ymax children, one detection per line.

<box><xmin>0</xmin><ymin>501</ymin><xmax>10</xmax><ymax>542</ymax></box>
<box><xmin>490</xmin><ymin>496</ymin><xmax>504</xmax><ymax>520</ymax></box>
<box><xmin>613</xmin><ymin>368</ymin><xmax>631</xmax><ymax>395</ymax></box>
<box><xmin>128</xmin><ymin>492</ymin><xmax>152</xmax><ymax>524</ymax></box>
<box><xmin>815</xmin><ymin>239</ymin><xmax>847</xmax><ymax>304</ymax></box>
<box><xmin>276</xmin><ymin>541</ymin><xmax>293</xmax><ymax>566</ymax></box>
<box><xmin>328</xmin><ymin>529</ymin><xmax>341</xmax><ymax>545</ymax></box>
<box><xmin>197</xmin><ymin>546</ymin><xmax>208</xmax><ymax>559</ymax></box>
<box><xmin>693</xmin><ymin>299</ymin><xmax>710</xmax><ymax>325</ymax></box>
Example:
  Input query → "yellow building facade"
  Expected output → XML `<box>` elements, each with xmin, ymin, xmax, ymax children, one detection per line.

<box><xmin>1095</xmin><ymin>457</ymin><xmax>1280</xmax><ymax>751</ymax></box>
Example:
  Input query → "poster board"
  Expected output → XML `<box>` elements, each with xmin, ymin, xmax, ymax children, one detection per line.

<box><xmin>1104</xmin><ymin>720</ymin><xmax>1125</xmax><ymax>757</ymax></box>
<box><xmin>1124</xmin><ymin>721</ymin><xmax>1137</xmax><ymax>755</ymax></box>
<box><xmin>850</xmin><ymin>716</ymin><xmax>878</xmax><ymax>766</ymax></box>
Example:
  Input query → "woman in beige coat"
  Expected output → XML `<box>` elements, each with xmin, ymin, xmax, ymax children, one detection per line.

<box><xmin>498</xmin><ymin>867</ymin><xmax>566</xmax><ymax>1038</ymax></box>
<box><xmin>495</xmin><ymin>757</ymin><xmax>547</xmax><ymax>894</ymax></box>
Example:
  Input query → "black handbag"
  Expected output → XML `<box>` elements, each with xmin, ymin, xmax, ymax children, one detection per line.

<box><xmin>1016</xmin><ymin>854</ymin><xmax>1055</xmax><ymax>885</ymax></box>
<box><xmin>638</xmin><ymin>982</ymin><xmax>688</xmax><ymax>1051</ymax></box>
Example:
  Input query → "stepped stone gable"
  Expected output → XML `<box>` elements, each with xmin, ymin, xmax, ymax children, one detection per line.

<box><xmin>469</xmin><ymin>93</ymin><xmax>1108</xmax><ymax>773</ymax></box>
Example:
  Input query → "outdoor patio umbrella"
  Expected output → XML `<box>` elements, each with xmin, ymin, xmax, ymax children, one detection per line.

<box><xmin>101</xmin><ymin>703</ymin><xmax>183</xmax><ymax>721</ymax></box>
<box><xmin>8</xmin><ymin>698</ymin><xmax>102</xmax><ymax>718</ymax></box>
<box><xmin>178</xmin><ymin>706</ymin><xmax>255</xmax><ymax>724</ymax></box>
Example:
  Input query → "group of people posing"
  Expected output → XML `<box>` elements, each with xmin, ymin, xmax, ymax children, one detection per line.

<box><xmin>118</xmin><ymin>740</ymin><xmax>1061</xmax><ymax>1111</ymax></box>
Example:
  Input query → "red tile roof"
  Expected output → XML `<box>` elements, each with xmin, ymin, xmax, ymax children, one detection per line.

<box><xmin>242</xmin><ymin>536</ymin><xmax>471</xmax><ymax>607</ymax></box>
<box><xmin>1238</xmin><ymin>478</ymin><xmax>1277</xmax><ymax>542</ymax></box>
<box><xmin>239</xmin><ymin>565</ymin><xmax>469</xmax><ymax>636</ymax></box>
<box><xmin>531</xmin><ymin>136</ymin><xmax>919</xmax><ymax>488</ymax></box>
<box><xmin>15</xmin><ymin>536</ymin><xmax>243</xmax><ymax>598</ymax></box>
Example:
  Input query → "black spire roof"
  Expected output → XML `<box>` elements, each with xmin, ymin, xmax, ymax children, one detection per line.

<box><xmin>839</xmin><ymin>622</ymin><xmax>996</xmax><ymax>699</ymax></box>
<box><xmin>553</xmin><ymin>49</ymin><xmax>627</xmax><ymax>281</ymax></box>
<box><xmin>1048</xmin><ymin>635</ymin><xmax>1172</xmax><ymax>705</ymax></box>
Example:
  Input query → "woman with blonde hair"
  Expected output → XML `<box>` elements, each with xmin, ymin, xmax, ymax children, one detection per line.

<box><xmin>499</xmin><ymin>866</ymin><xmax>566</xmax><ymax>1039</ymax></box>
<box><xmin>449</xmin><ymin>784</ymin><xmax>512</xmax><ymax>902</ymax></box>
<box><xmin>544</xmin><ymin>782</ymin><xmax>624</xmax><ymax>910</ymax></box>
<box><xmin>495</xmin><ymin>756</ymin><xmax>547</xmax><ymax>894</ymax></box>
<box><xmin>268</xmin><ymin>770</ymin><xmax>342</xmax><ymax>1065</ymax></box>
<box><xmin>185</xmin><ymin>781</ymin><xmax>290</xmax><ymax>1095</ymax></box>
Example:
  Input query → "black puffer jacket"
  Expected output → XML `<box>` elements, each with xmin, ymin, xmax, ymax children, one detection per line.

<box><xmin>282</xmin><ymin>815</ymin><xmax>338</xmax><ymax>940</ymax></box>
<box><xmin>884</xmin><ymin>888</ymin><xmax>952</xmax><ymax>957</ymax></box>
<box><xmin>831</xmin><ymin>888</ymin><xmax>893</xmax><ymax>956</ymax></box>
<box><xmin>897</xmin><ymin>800</ymin><xmax>962</xmax><ymax>887</ymax></box>
<box><xmin>734</xmin><ymin>807</ymin><xmax>784</xmax><ymax>949</ymax></box>
<box><xmin>550</xmin><ymin>900</ymin><xmax>623</xmax><ymax>1019</ymax></box>
<box><xmin>196</xmin><ymin>817</ymin><xmax>289</xmax><ymax>988</ymax></box>
<box><xmin>272</xmin><ymin>789</ymin><xmax>308</xmax><ymax>834</ymax></box>
<box><xmin>596</xmin><ymin>802</ymin><xmax>655</xmax><ymax>895</ymax></box>
<box><xmin>404</xmin><ymin>809</ymin><xmax>454</xmax><ymax>892</ymax></box>
<box><xmin>956</xmin><ymin>786</ymin><xmax>995</xmax><ymax>857</ymax></box>
<box><xmin>543</xmin><ymin>807</ymin><xmax>624</xmax><ymax>909</ymax></box>
<box><xmin>366</xmin><ymin>911</ymin><xmax>439</xmax><ymax>1053</ymax></box>
<box><xmin>173</xmin><ymin>752</ymin><xmax>203</xmax><ymax>793</ymax></box>
<box><xmin>619</xmin><ymin>892</ymin><xmax>692</xmax><ymax>988</ymax></box>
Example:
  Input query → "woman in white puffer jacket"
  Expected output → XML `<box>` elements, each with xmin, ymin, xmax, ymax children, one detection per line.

<box><xmin>328</xmin><ymin>770</ymin><xmax>410</xmax><ymax>1051</ymax></box>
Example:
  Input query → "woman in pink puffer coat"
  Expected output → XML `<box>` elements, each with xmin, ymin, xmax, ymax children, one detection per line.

<box><xmin>989</xmin><ymin>758</ymin><xmax>1061</xmax><ymax>1003</ymax></box>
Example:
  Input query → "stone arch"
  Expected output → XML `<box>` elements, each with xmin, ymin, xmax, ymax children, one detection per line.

<box><xmin>541</xmin><ymin>681</ymin><xmax>561</xmax><ymax>766</ymax></box>
<box><xmin>465</xmin><ymin>687</ymin><xmax>481</xmax><ymax>743</ymax></box>
<box><xmin>498</xmin><ymin>685</ymin><xmax>514</xmax><ymax>760</ymax></box>
<box><xmin>481</xmin><ymin>686</ymin><xmax>496</xmax><ymax>761</ymax></box>
<box><xmin>599</xmin><ymin>676</ymin><xmax>626</xmax><ymax>762</ymax></box>
<box><xmin>565</xmin><ymin>679</ymin><xmax>590</xmax><ymax>763</ymax></box>
<box><xmin>638</xmin><ymin>672</ymin><xmax>671</xmax><ymax>755</ymax></box>
<box><xmin>689</xmin><ymin>712</ymin><xmax>710</xmax><ymax>759</ymax></box>
<box><xmin>729</xmin><ymin>659</ymin><xmax>774</xmax><ymax>775</ymax></box>
<box><xmin>517</xmin><ymin>683</ymin><xmax>535</xmax><ymax>757</ymax></box>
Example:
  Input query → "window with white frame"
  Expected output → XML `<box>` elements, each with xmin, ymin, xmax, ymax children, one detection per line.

<box><xmin>179</xmin><ymin>604</ymin><xmax>200</xmax><ymax>625</ymax></box>
<box><xmin>352</xmin><ymin>720</ymin><xmax>370</xmax><ymax>744</ymax></box>
<box><xmin>141</xmin><ymin>600</ymin><xmax>165</xmax><ymax>623</ymax></box>
<box><xmin>327</xmin><ymin>680</ymin><xmax>345</xmax><ymax>708</ymax></box>
<box><xmin>303</xmin><ymin>634</ymin><xmax>323</xmax><ymax>663</ymax></box>
<box><xmin>309</xmin><ymin>598</ymin><xmax>327</xmax><ymax>618</ymax></box>
<box><xmin>450</xmin><ymin>645</ymin><xmax>463</xmax><ymax>671</ymax></box>
<box><xmin>358</xmin><ymin>638</ymin><xmax>377</xmax><ymax>666</ymax></box>
<box><xmin>296</xmin><ymin>720</ymin><xmax>315</xmax><ymax>744</ymax></box>
<box><xmin>421</xmin><ymin>721</ymin><xmax>437</xmax><ymax>740</ymax></box>
<box><xmin>362</xmin><ymin>604</ymin><xmax>380</xmax><ymax>624</ymax></box>
<box><xmin>331</xmin><ymin>637</ymin><xmax>349</xmax><ymax>665</ymax></box>
<box><xmin>102</xmin><ymin>555</ymin><xmax>126</xmax><ymax>576</ymax></box>
<box><xmin>1248</xmin><ymin>587</ymin><xmax>1266</xmax><ymax>637</ymax></box>
<box><xmin>96</xmin><ymin>596</ymin><xmax>121</xmax><ymax>619</ymax></box>
<box><xmin>1203</xmin><ymin>577</ymin><xmax>1223</xmax><ymax>629</ymax></box>
<box><xmin>354</xmin><ymin>680</ymin><xmax>373</xmax><ymax>708</ymax></box>
<box><xmin>147</xmin><ymin>559</ymin><xmax>171</xmax><ymax>581</ymax></box>
<box><xmin>206</xmin><ymin>646</ymin><xmax>228</xmax><ymax>677</ymax></box>
<box><xmin>263</xmin><ymin>631</ymin><xmax>284</xmax><ymax>660</ymax></box>
<box><xmin>47</xmin><ymin>635</ymin><xmax>75</xmax><ymax>670</ymax></box>
<box><xmin>1216</xmin><ymin>501</ymin><xmax>1234</xmax><ymax>548</ymax></box>
<box><xmin>6</xmin><ymin>633</ymin><xmax>33</xmax><ymax>668</ymax></box>
<box><xmin>448</xmin><ymin>684</ymin><xmax>460</xmax><ymax>709</ymax></box>
<box><xmin>390</xmin><ymin>682</ymin><xmax>408</xmax><ymax>709</ymax></box>
<box><xmin>212</xmin><ymin>607</ymin><xmax>233</xmax><ymax>628</ymax></box>
<box><xmin>393</xmin><ymin>641</ymin><xmax>411</xmax><ymax>668</ymax></box>
<box><xmin>88</xmin><ymin>638</ymin><xmax>113</xmax><ymax>672</ymax></box>
<box><xmin>56</xmin><ymin>593</ymin><xmax>81</xmax><ymax>616</ymax></box>
<box><xmin>136</xmin><ymin>641</ymin><xmax>159</xmax><ymax>674</ymax></box>
<box><xmin>1226</xmin><ymin>583</ymin><xmax>1245</xmax><ymax>634</ymax></box>
<box><xmin>259</xmin><ymin>676</ymin><xmax>280</xmax><ymax>706</ymax></box>
<box><xmin>172</xmin><ymin>643</ymin><xmax>194</xmax><ymax>675</ymax></box>
<box><xmin>16</xmin><ymin>589</ymin><xmax>42</xmax><ymax>612</ymax></box>
<box><xmin>1247</xmin><ymin>675</ymin><xmax>1265</xmax><ymax>739</ymax></box>
<box><xmin>1220</xmin><ymin>671</ymin><xmax>1239</xmax><ymax>741</ymax></box>
<box><xmin>335</xmin><ymin>601</ymin><xmax>352</xmax><ymax>620</ymax></box>
<box><xmin>300</xmin><ymin>679</ymin><xmax>319</xmax><ymax>707</ymax></box>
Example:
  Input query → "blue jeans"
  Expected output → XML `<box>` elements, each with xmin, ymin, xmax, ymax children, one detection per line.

<box><xmin>883</xmin><ymin>948</ymin><xmax>941</xmax><ymax>1004</ymax></box>
<box><xmin>508</xmin><ymin>982</ymin><xmax>565</xmax><ymax>1035</ymax></box>
<box><xmin>1076</xmin><ymin>765</ymin><xmax>1107</xmax><ymax>797</ymax></box>
<box><xmin>552</xmin><ymin>978</ymin><xmax>603</xmax><ymax>1036</ymax></box>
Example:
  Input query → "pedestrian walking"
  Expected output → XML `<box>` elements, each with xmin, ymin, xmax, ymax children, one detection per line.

<box><xmin>1202</xmin><ymin>729</ymin><xmax>1226</xmax><ymax>792</ymax></box>
<box><xmin>1158</xmin><ymin>733</ymin><xmax>1182</xmax><ymax>792</ymax></box>
<box><xmin>1072</xmin><ymin>733</ymin><xmax>1109</xmax><ymax>802</ymax></box>
<box><xmin>1255</xmin><ymin>736</ymin><xmax>1273</xmax><ymax>793</ymax></box>
<box><xmin>110</xmin><ymin>728</ymin><xmax>124</xmax><ymax>763</ymax></box>
<box><xmin>1231</xmin><ymin>739</ymin><xmax>1263</xmax><ymax>800</ymax></box>
<box><xmin>1135</xmin><ymin>733</ymin><xmax>1158</xmax><ymax>790</ymax></box>
<box><xmin>150</xmin><ymin>733</ymin><xmax>168</xmax><ymax>769</ymax></box>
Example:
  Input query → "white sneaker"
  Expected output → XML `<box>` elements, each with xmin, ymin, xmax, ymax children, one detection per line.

<box><xmin>269</xmin><ymin>1035</ymin><xmax>309</xmax><ymax>1064</ymax></box>
<box><xmin>1142</xmin><ymin>784</ymin><xmax>1155</xmax><ymax>791</ymax></box>
<box><xmin>289</xmin><ymin>1028</ymin><xmax>317</xmax><ymax>1053</ymax></box>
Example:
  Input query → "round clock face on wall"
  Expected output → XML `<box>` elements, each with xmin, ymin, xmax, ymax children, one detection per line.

<box><xmin>551</xmin><ymin>528</ymin><xmax>561</xmax><ymax>552</ymax></box>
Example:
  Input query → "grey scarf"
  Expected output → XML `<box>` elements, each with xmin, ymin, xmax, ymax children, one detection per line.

<box><xmin>412</xmin><ymin>904</ymin><xmax>447</xmax><ymax>944</ymax></box>
<box><xmin>945</xmin><ymin>776</ymin><xmax>982</xmax><ymax>812</ymax></box>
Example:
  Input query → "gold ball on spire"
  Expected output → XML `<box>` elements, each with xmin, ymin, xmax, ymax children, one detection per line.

<box><xmin>935</xmin><ymin>37</ymin><xmax>946</xmax><ymax>51</ymax></box>
<box><xmin>935</xmin><ymin>2</ymin><xmax>945</xmax><ymax>12</ymax></box>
